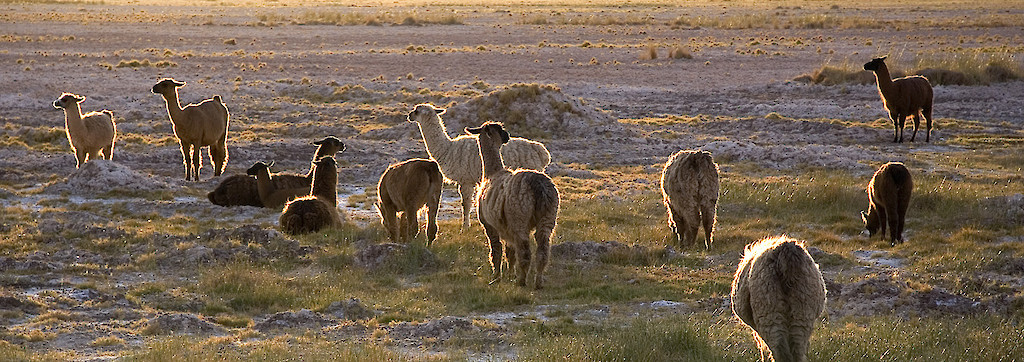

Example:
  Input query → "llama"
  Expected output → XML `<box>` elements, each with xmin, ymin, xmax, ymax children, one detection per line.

<box><xmin>862</xmin><ymin>162</ymin><xmax>913</xmax><ymax>246</ymax></box>
<box><xmin>280</xmin><ymin>156</ymin><xmax>342</xmax><ymax>235</ymax></box>
<box><xmin>660</xmin><ymin>150</ymin><xmax>720</xmax><ymax>249</ymax></box>
<box><xmin>376</xmin><ymin>159</ymin><xmax>443</xmax><ymax>246</ymax></box>
<box><xmin>863</xmin><ymin>56</ymin><xmax>934</xmax><ymax>143</ymax></box>
<box><xmin>207</xmin><ymin>136</ymin><xmax>346</xmax><ymax>207</ymax></box>
<box><xmin>152</xmin><ymin>78</ymin><xmax>229</xmax><ymax>181</ymax></box>
<box><xmin>52</xmin><ymin>93</ymin><xmax>116</xmax><ymax>168</ymax></box>
<box><xmin>732</xmin><ymin>236</ymin><xmax>827</xmax><ymax>362</ymax></box>
<box><xmin>468</xmin><ymin>122</ymin><xmax>559</xmax><ymax>289</ymax></box>
<box><xmin>407</xmin><ymin>103</ymin><xmax>551</xmax><ymax>228</ymax></box>
<box><xmin>246</xmin><ymin>161</ymin><xmax>310</xmax><ymax>209</ymax></box>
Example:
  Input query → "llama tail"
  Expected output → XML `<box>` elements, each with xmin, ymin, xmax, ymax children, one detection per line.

<box><xmin>213</xmin><ymin>95</ymin><xmax>223</xmax><ymax>104</ymax></box>
<box><xmin>772</xmin><ymin>240</ymin><xmax>811</xmax><ymax>296</ymax></box>
<box><xmin>528</xmin><ymin>172</ymin><xmax>559</xmax><ymax>220</ymax></box>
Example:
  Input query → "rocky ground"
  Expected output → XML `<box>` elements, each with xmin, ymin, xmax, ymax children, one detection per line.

<box><xmin>1</xmin><ymin>1</ymin><xmax>1023</xmax><ymax>360</ymax></box>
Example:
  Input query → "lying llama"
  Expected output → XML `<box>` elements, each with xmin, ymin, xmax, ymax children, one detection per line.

<box><xmin>732</xmin><ymin>235</ymin><xmax>827</xmax><ymax>362</ymax></box>
<box><xmin>660</xmin><ymin>150</ymin><xmax>720</xmax><ymax>249</ymax></box>
<box><xmin>280</xmin><ymin>156</ymin><xmax>342</xmax><ymax>235</ymax></box>
<box><xmin>246</xmin><ymin>161</ymin><xmax>310</xmax><ymax>209</ymax></box>
<box><xmin>52</xmin><ymin>93</ymin><xmax>116</xmax><ymax>168</ymax></box>
<box><xmin>862</xmin><ymin>162</ymin><xmax>913</xmax><ymax>246</ymax></box>
<box><xmin>863</xmin><ymin>56</ymin><xmax>934</xmax><ymax>143</ymax></box>
<box><xmin>376</xmin><ymin>159</ymin><xmax>443</xmax><ymax>246</ymax></box>
<box><xmin>407</xmin><ymin>103</ymin><xmax>551</xmax><ymax>228</ymax></box>
<box><xmin>207</xmin><ymin>136</ymin><xmax>346</xmax><ymax>207</ymax></box>
<box><xmin>468</xmin><ymin>122</ymin><xmax>559</xmax><ymax>289</ymax></box>
<box><xmin>152</xmin><ymin>78</ymin><xmax>229</xmax><ymax>181</ymax></box>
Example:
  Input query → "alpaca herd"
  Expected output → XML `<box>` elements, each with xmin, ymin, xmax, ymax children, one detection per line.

<box><xmin>49</xmin><ymin>55</ymin><xmax>930</xmax><ymax>361</ymax></box>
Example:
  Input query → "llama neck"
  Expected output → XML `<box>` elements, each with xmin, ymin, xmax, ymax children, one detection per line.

<box><xmin>872</xmin><ymin>63</ymin><xmax>897</xmax><ymax>100</ymax></box>
<box><xmin>311</xmin><ymin>165</ymin><xmax>338</xmax><ymax>206</ymax></box>
<box><xmin>254</xmin><ymin>168</ymin><xmax>274</xmax><ymax>202</ymax></box>
<box><xmin>415</xmin><ymin>116</ymin><xmax>454</xmax><ymax>159</ymax></box>
<box><xmin>62</xmin><ymin>103</ymin><xmax>86</xmax><ymax>136</ymax></box>
<box><xmin>159</xmin><ymin>91</ymin><xmax>186</xmax><ymax>124</ymax></box>
<box><xmin>478</xmin><ymin>136</ymin><xmax>506</xmax><ymax>179</ymax></box>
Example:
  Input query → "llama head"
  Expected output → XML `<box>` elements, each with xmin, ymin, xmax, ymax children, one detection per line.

<box><xmin>861</xmin><ymin>210</ymin><xmax>879</xmax><ymax>236</ymax></box>
<box><xmin>312</xmin><ymin>136</ymin><xmax>346</xmax><ymax>159</ymax></box>
<box><xmin>245</xmin><ymin>161</ymin><xmax>273</xmax><ymax>176</ymax></box>
<box><xmin>53</xmin><ymin>93</ymin><xmax>85</xmax><ymax>109</ymax></box>
<box><xmin>407</xmin><ymin>103</ymin><xmax>445</xmax><ymax>123</ymax></box>
<box><xmin>863</xmin><ymin>56</ymin><xmax>888</xmax><ymax>71</ymax></box>
<box><xmin>465</xmin><ymin>121</ymin><xmax>510</xmax><ymax>144</ymax></box>
<box><xmin>151</xmin><ymin>78</ymin><xmax>186</xmax><ymax>95</ymax></box>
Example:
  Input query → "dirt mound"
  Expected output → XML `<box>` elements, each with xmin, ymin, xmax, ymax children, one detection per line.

<box><xmin>384</xmin><ymin>316</ymin><xmax>477</xmax><ymax>343</ymax></box>
<box><xmin>254</xmin><ymin>309</ymin><xmax>336</xmax><ymax>332</ymax></box>
<box><xmin>45</xmin><ymin>160</ymin><xmax>172</xmax><ymax>195</ymax></box>
<box><xmin>551</xmin><ymin>240</ymin><xmax>681</xmax><ymax>265</ymax></box>
<box><xmin>828</xmin><ymin>274</ymin><xmax>981</xmax><ymax>318</ymax></box>
<box><xmin>144</xmin><ymin>313</ymin><xmax>225</xmax><ymax>335</ymax></box>
<box><xmin>354</xmin><ymin>243</ymin><xmax>439</xmax><ymax>273</ymax></box>
<box><xmin>324</xmin><ymin>298</ymin><xmax>377</xmax><ymax>321</ymax></box>
<box><xmin>444</xmin><ymin>83</ymin><xmax>620</xmax><ymax>139</ymax></box>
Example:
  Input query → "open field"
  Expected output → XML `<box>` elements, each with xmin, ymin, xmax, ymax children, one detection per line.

<box><xmin>1</xmin><ymin>0</ymin><xmax>1023</xmax><ymax>360</ymax></box>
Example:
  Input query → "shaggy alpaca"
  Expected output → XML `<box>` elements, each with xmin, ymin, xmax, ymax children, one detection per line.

<box><xmin>468</xmin><ymin>122</ymin><xmax>559</xmax><ymax>289</ymax></box>
<box><xmin>864</xmin><ymin>56</ymin><xmax>934</xmax><ymax>143</ymax></box>
<box><xmin>52</xmin><ymin>93</ymin><xmax>116</xmax><ymax>168</ymax></box>
<box><xmin>407</xmin><ymin>103</ymin><xmax>551</xmax><ymax>228</ymax></box>
<box><xmin>152</xmin><ymin>78</ymin><xmax>229</xmax><ymax>181</ymax></box>
<box><xmin>280</xmin><ymin>156</ymin><xmax>342</xmax><ymax>235</ymax></box>
<box><xmin>207</xmin><ymin>136</ymin><xmax>346</xmax><ymax>207</ymax></box>
<box><xmin>246</xmin><ymin>161</ymin><xmax>309</xmax><ymax>209</ymax></box>
<box><xmin>732</xmin><ymin>236</ymin><xmax>827</xmax><ymax>362</ymax></box>
<box><xmin>376</xmin><ymin>159</ymin><xmax>442</xmax><ymax>246</ymax></box>
<box><xmin>862</xmin><ymin>162</ymin><xmax>913</xmax><ymax>246</ymax></box>
<box><xmin>660</xmin><ymin>150</ymin><xmax>720</xmax><ymax>249</ymax></box>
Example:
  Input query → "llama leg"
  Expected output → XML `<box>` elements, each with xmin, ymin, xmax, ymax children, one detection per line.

<box><xmin>667</xmin><ymin>205</ymin><xmax>682</xmax><ymax>245</ymax></box>
<box><xmin>682</xmin><ymin>206</ymin><xmax>700</xmax><ymax>247</ymax></box>
<box><xmin>426</xmin><ymin>202</ymin><xmax>439</xmax><ymax>247</ymax></box>
<box><xmin>397</xmin><ymin>212</ymin><xmax>408</xmax><ymax>243</ymax></box>
<box><xmin>211</xmin><ymin>143</ymin><xmax>227</xmax><ymax>177</ymax></box>
<box><xmin>482</xmin><ymin>220</ymin><xmax>503</xmax><ymax>284</ymax></box>
<box><xmin>896</xmin><ymin>197</ymin><xmax>910</xmax><ymax>245</ymax></box>
<box><xmin>700</xmin><ymin>202</ymin><xmax>716</xmax><ymax>249</ymax></box>
<box><xmin>504</xmin><ymin>244</ymin><xmax>516</xmax><ymax>282</ymax></box>
<box><xmin>886</xmin><ymin>205</ymin><xmax>902</xmax><ymax>245</ymax></box>
<box><xmin>897</xmin><ymin>114</ymin><xmax>908</xmax><ymax>143</ymax></box>
<box><xmin>179</xmin><ymin>143</ymin><xmax>192</xmax><ymax>180</ymax></box>
<box><xmin>410</xmin><ymin>209</ymin><xmax>421</xmax><ymax>239</ymax></box>
<box><xmin>889</xmin><ymin>112</ymin><xmax>900</xmax><ymax>143</ymax></box>
<box><xmin>534</xmin><ymin>227</ymin><xmax>552</xmax><ymax>290</ymax></box>
<box><xmin>876</xmin><ymin>206</ymin><xmax>888</xmax><ymax>242</ymax></box>
<box><xmin>514</xmin><ymin>233</ymin><xmax>531</xmax><ymax>287</ymax></box>
<box><xmin>103</xmin><ymin>143</ymin><xmax>113</xmax><ymax>160</ymax></box>
<box><xmin>458</xmin><ymin>183</ymin><xmax>475</xmax><ymax>229</ymax></box>
<box><xmin>909</xmin><ymin>113</ymin><xmax>920</xmax><ymax>142</ymax></box>
<box><xmin>923</xmin><ymin>106</ymin><xmax>933</xmax><ymax>143</ymax></box>
<box><xmin>191</xmin><ymin>145</ymin><xmax>203</xmax><ymax>181</ymax></box>
<box><xmin>74</xmin><ymin>149</ymin><xmax>86</xmax><ymax>168</ymax></box>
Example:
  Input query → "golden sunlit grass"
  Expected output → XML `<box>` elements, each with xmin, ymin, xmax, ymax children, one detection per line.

<box><xmin>798</xmin><ymin>51</ymin><xmax>1024</xmax><ymax>86</ymax></box>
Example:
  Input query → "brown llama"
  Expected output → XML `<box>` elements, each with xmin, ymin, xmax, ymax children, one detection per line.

<box><xmin>376</xmin><ymin>159</ymin><xmax>443</xmax><ymax>246</ymax></box>
<box><xmin>861</xmin><ymin>162</ymin><xmax>913</xmax><ymax>246</ymax></box>
<box><xmin>863</xmin><ymin>56</ymin><xmax>934</xmax><ymax>143</ymax></box>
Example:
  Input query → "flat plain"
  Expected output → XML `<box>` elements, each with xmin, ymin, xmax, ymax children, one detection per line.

<box><xmin>1</xmin><ymin>0</ymin><xmax>1023</xmax><ymax>360</ymax></box>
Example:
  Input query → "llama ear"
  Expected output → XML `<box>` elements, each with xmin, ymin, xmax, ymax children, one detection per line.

<box><xmin>174</xmin><ymin>80</ymin><xmax>186</xmax><ymax>87</ymax></box>
<box><xmin>880</xmin><ymin>56</ymin><xmax>887</xmax><ymax>61</ymax></box>
<box><xmin>434</xmin><ymin>107</ymin><xmax>446</xmax><ymax>115</ymax></box>
<box><xmin>465</xmin><ymin>126</ymin><xmax>481</xmax><ymax>135</ymax></box>
<box><xmin>500</xmin><ymin>128</ymin><xmax>510</xmax><ymax>144</ymax></box>
<box><xmin>860</xmin><ymin>211</ymin><xmax>868</xmax><ymax>224</ymax></box>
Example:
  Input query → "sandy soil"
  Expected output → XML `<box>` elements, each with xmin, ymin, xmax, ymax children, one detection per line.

<box><xmin>1</xmin><ymin>2</ymin><xmax>1023</xmax><ymax>359</ymax></box>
